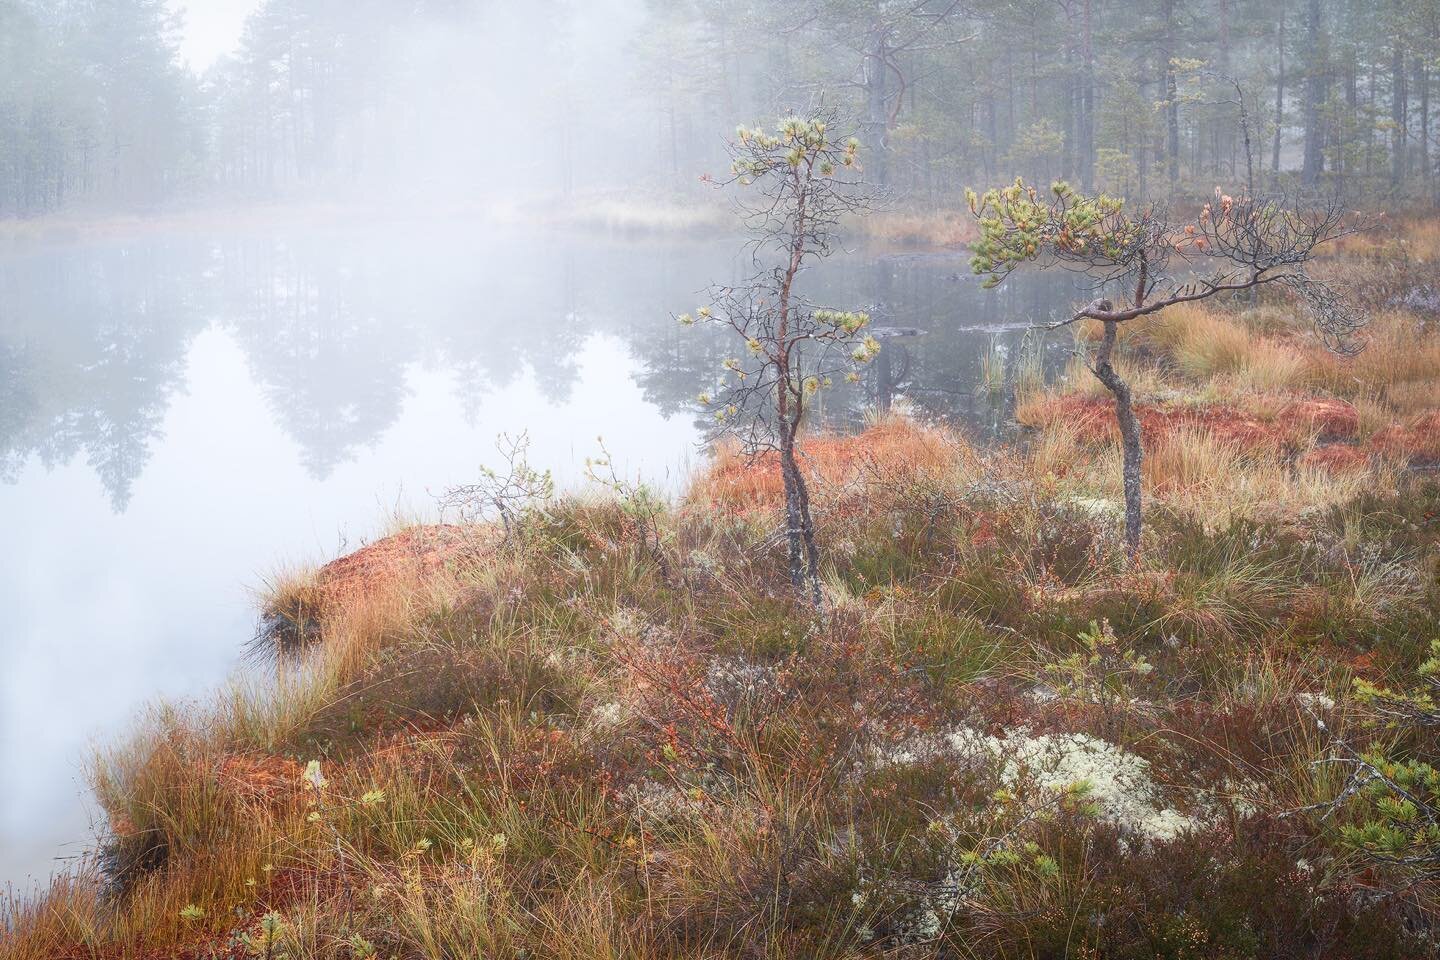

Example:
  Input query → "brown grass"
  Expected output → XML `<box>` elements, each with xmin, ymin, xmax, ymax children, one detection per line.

<box><xmin>1050</xmin><ymin>299</ymin><xmax>1439</xmax><ymax>484</ymax></box>
<box><xmin>857</xmin><ymin>209</ymin><xmax>977</xmax><ymax>247</ymax></box>
<box><xmin>5</xmin><ymin>413</ymin><xmax>1436</xmax><ymax>956</ymax></box>
<box><xmin>1307</xmin><ymin>310</ymin><xmax>1440</xmax><ymax>411</ymax></box>
<box><xmin>1329</xmin><ymin>213</ymin><xmax>1440</xmax><ymax>265</ymax></box>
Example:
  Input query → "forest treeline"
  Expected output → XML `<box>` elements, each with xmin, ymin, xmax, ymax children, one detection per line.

<box><xmin>4</xmin><ymin>0</ymin><xmax>1439</xmax><ymax>218</ymax></box>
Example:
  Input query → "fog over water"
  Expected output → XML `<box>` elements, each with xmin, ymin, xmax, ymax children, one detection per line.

<box><xmin>4</xmin><ymin>0</ymin><xmax>1350</xmax><ymax>890</ymax></box>
<box><xmin>0</xmin><ymin>220</ymin><xmax>1089</xmax><ymax>887</ymax></box>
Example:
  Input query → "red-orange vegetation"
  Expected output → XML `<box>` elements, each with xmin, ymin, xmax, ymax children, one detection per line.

<box><xmin>688</xmin><ymin>417</ymin><xmax>961</xmax><ymax>514</ymax></box>
<box><xmin>215</xmin><ymin>753</ymin><xmax>303</xmax><ymax>808</ymax></box>
<box><xmin>306</xmin><ymin>524</ymin><xmax>488</xmax><ymax>613</ymax></box>
<box><xmin>1026</xmin><ymin>394</ymin><xmax>1379</xmax><ymax>462</ymax></box>
<box><xmin>1033</xmin><ymin>395</ymin><xmax>1291</xmax><ymax>448</ymax></box>
<box><xmin>1274</xmin><ymin>398</ymin><xmax>1361</xmax><ymax>440</ymax></box>
<box><xmin>1298</xmin><ymin>444</ymin><xmax>1374</xmax><ymax>472</ymax></box>
<box><xmin>1370</xmin><ymin>411</ymin><xmax>1440</xmax><ymax>462</ymax></box>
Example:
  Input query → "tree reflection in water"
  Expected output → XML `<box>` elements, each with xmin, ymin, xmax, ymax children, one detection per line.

<box><xmin>0</xmin><ymin>226</ymin><xmax>1090</xmax><ymax>512</ymax></box>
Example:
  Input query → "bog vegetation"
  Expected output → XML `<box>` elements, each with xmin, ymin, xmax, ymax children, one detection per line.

<box><xmin>5</xmin><ymin>158</ymin><xmax>1440</xmax><ymax>953</ymax></box>
<box><xmin>6</xmin><ymin>0</ymin><xmax>1440</xmax><ymax>949</ymax></box>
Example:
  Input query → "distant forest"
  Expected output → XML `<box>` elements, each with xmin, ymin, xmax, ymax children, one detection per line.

<box><xmin>3</xmin><ymin>0</ymin><xmax>1438</xmax><ymax>217</ymax></box>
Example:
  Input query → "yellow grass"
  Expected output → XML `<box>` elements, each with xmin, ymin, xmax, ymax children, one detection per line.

<box><xmin>1025</xmin><ymin>416</ymin><xmax>1085</xmax><ymax>478</ymax></box>
<box><xmin>1228</xmin><ymin>338</ymin><xmax>1309</xmax><ymax>391</ymax></box>
<box><xmin>1112</xmin><ymin>303</ymin><xmax>1311</xmax><ymax>389</ymax></box>
<box><xmin>1307</xmin><ymin>310</ymin><xmax>1440</xmax><ymax>411</ymax></box>
<box><xmin>546</xmin><ymin>193</ymin><xmax>731</xmax><ymax>235</ymax></box>
<box><xmin>1142</xmin><ymin>425</ymin><xmax>1252</xmax><ymax>493</ymax></box>
<box><xmin>1404</xmin><ymin>216</ymin><xmax>1440</xmax><ymax>263</ymax></box>
<box><xmin>859</xmin><ymin>208</ymin><xmax>977</xmax><ymax>247</ymax></box>
<box><xmin>1063</xmin><ymin>424</ymin><xmax>1394</xmax><ymax>530</ymax></box>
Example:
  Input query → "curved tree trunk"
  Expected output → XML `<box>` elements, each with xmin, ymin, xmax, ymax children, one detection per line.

<box><xmin>779</xmin><ymin>425</ymin><xmax>824</xmax><ymax>609</ymax></box>
<box><xmin>779</xmin><ymin>429</ymin><xmax>805</xmax><ymax>595</ymax></box>
<box><xmin>1091</xmin><ymin>320</ymin><xmax>1143</xmax><ymax>558</ymax></box>
<box><xmin>793</xmin><ymin>458</ymin><xmax>824</xmax><ymax>609</ymax></box>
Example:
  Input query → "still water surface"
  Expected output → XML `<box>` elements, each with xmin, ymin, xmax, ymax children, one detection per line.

<box><xmin>0</xmin><ymin>221</ymin><xmax>1088</xmax><ymax>888</ymax></box>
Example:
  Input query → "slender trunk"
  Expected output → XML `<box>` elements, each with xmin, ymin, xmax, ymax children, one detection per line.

<box><xmin>1080</xmin><ymin>0</ymin><xmax>1095</xmax><ymax>190</ymax></box>
<box><xmin>1423</xmin><ymin>60</ymin><xmax>1432</xmax><ymax>204</ymax></box>
<box><xmin>774</xmin><ymin>169</ymin><xmax>823</xmax><ymax>609</ymax></box>
<box><xmin>779</xmin><ymin>422</ymin><xmax>823</xmax><ymax>608</ymax></box>
<box><xmin>1162</xmin><ymin>0</ymin><xmax>1180</xmax><ymax>192</ymax></box>
<box><xmin>982</xmin><ymin>84</ymin><xmax>998</xmax><ymax>178</ymax></box>
<box><xmin>779</xmin><ymin>430</ymin><xmax>806</xmax><ymax>596</ymax></box>
<box><xmin>1393</xmin><ymin>44</ymin><xmax>1408</xmax><ymax>188</ymax></box>
<box><xmin>1343</xmin><ymin>53</ymin><xmax>1358</xmax><ymax>187</ymax></box>
<box><xmin>1062</xmin><ymin>45</ymin><xmax>1075</xmax><ymax>180</ymax></box>
<box><xmin>793</xmin><ymin>451</ymin><xmax>824</xmax><ymax>608</ymax></box>
<box><xmin>1031</xmin><ymin>45</ymin><xmax>1040</xmax><ymax>120</ymax></box>
<box><xmin>1093</xmin><ymin>319</ymin><xmax>1143</xmax><ymax>558</ymax></box>
<box><xmin>1301</xmin><ymin>0</ymin><xmax>1325</xmax><ymax>186</ymax></box>
<box><xmin>1005</xmin><ymin>49</ymin><xmax>1016</xmax><ymax>154</ymax></box>
<box><xmin>865</xmin><ymin>31</ymin><xmax>888</xmax><ymax>186</ymax></box>
<box><xmin>1278</xmin><ymin>3</ymin><xmax>1290</xmax><ymax>178</ymax></box>
<box><xmin>1218</xmin><ymin>0</ymin><xmax>1233</xmax><ymax>173</ymax></box>
<box><xmin>1368</xmin><ymin>61</ymin><xmax>1378</xmax><ymax>177</ymax></box>
<box><xmin>1091</xmin><ymin>264</ymin><xmax>1149</xmax><ymax>559</ymax></box>
<box><xmin>1237</xmin><ymin>80</ymin><xmax>1255</xmax><ymax>196</ymax></box>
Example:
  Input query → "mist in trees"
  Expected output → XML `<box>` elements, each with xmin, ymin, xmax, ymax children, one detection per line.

<box><xmin>4</xmin><ymin>0</ymin><xmax>1440</xmax><ymax>220</ymax></box>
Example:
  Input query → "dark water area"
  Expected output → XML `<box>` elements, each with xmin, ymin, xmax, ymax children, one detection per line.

<box><xmin>0</xmin><ymin>222</ymin><xmax>1091</xmax><ymax>889</ymax></box>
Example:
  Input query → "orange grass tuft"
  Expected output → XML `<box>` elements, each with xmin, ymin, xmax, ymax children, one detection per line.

<box><xmin>688</xmin><ymin>416</ymin><xmax>962</xmax><ymax>514</ymax></box>
<box><xmin>308</xmin><ymin>524</ymin><xmax>488</xmax><ymax>615</ymax></box>
<box><xmin>1024</xmin><ymin>394</ymin><xmax>1359</xmax><ymax>451</ymax></box>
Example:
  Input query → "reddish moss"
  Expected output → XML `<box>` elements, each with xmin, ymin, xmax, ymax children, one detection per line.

<box><xmin>1299</xmin><ymin>444</ymin><xmax>1372</xmax><ymax>472</ymax></box>
<box><xmin>688</xmin><ymin>417</ymin><xmax>961</xmax><ymax>515</ymax></box>
<box><xmin>309</xmin><ymin>524</ymin><xmax>489</xmax><ymax>614</ymax></box>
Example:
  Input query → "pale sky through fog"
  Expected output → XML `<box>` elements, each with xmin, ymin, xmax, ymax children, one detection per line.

<box><xmin>167</xmin><ymin>0</ymin><xmax>263</xmax><ymax>68</ymax></box>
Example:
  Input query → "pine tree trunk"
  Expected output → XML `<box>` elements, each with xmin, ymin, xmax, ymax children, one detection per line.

<box><xmin>1272</xmin><ymin>0</ymin><xmax>1286</xmax><ymax>180</ymax></box>
<box><xmin>794</xmin><ymin>458</ymin><xmax>824</xmax><ymax>610</ymax></box>
<box><xmin>1218</xmin><ymin>0</ymin><xmax>1233</xmax><ymax>173</ymax></box>
<box><xmin>865</xmin><ymin>35</ymin><xmax>889</xmax><ymax>186</ymax></box>
<box><xmin>1079</xmin><ymin>0</ymin><xmax>1095</xmax><ymax>191</ymax></box>
<box><xmin>1162</xmin><ymin>0</ymin><xmax>1180</xmax><ymax>191</ymax></box>
<box><xmin>1393</xmin><ymin>44</ymin><xmax>1408</xmax><ymax>188</ymax></box>
<box><xmin>1091</xmin><ymin>320</ymin><xmax>1143</xmax><ymax>558</ymax></box>
<box><xmin>1301</xmin><ymin>0</ymin><xmax>1325</xmax><ymax>186</ymax></box>
<box><xmin>778</xmin><ymin>428</ymin><xmax>824</xmax><ymax>609</ymax></box>
<box><xmin>779</xmin><ymin>429</ymin><xmax>807</xmax><ymax>598</ymax></box>
<box><xmin>1422</xmin><ymin>60</ymin><xmax>1432</xmax><ymax>204</ymax></box>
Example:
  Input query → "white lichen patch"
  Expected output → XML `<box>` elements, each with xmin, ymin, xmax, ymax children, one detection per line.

<box><xmin>623</xmin><ymin>780</ymin><xmax>702</xmax><ymax>823</ymax></box>
<box><xmin>705</xmin><ymin>656</ymin><xmax>777</xmax><ymax>708</ymax></box>
<box><xmin>865</xmin><ymin>730</ymin><xmax>953</xmax><ymax>769</ymax></box>
<box><xmin>850</xmin><ymin>867</ymin><xmax>973</xmax><ymax>943</ymax></box>
<box><xmin>589</xmin><ymin>700</ymin><xmax>630</xmax><ymax>730</ymax></box>
<box><xmin>609</xmin><ymin>605</ymin><xmax>675</xmax><ymax>648</ymax></box>
<box><xmin>947</xmin><ymin>729</ymin><xmax>1195</xmax><ymax>841</ymax></box>
<box><xmin>864</xmin><ymin>727</ymin><xmax>1194</xmax><ymax>841</ymax></box>
<box><xmin>1296</xmin><ymin>691</ymin><xmax>1337</xmax><ymax>712</ymax></box>
<box><xmin>1067</xmin><ymin>496</ymin><xmax>1123</xmax><ymax>519</ymax></box>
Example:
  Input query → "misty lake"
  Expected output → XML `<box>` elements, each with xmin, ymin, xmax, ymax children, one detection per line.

<box><xmin>0</xmin><ymin>220</ymin><xmax>1090</xmax><ymax>889</ymax></box>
